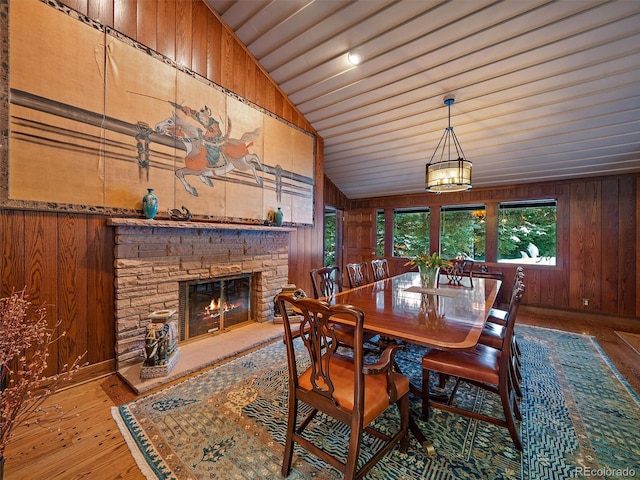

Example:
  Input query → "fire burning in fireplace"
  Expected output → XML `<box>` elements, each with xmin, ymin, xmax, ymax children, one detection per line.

<box><xmin>179</xmin><ymin>274</ymin><xmax>252</xmax><ymax>342</ymax></box>
<box><xmin>200</xmin><ymin>298</ymin><xmax>241</xmax><ymax>332</ymax></box>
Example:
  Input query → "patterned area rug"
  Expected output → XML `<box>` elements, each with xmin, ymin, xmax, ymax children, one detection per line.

<box><xmin>112</xmin><ymin>326</ymin><xmax>640</xmax><ymax>479</ymax></box>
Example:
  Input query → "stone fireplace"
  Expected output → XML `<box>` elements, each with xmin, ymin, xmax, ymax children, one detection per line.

<box><xmin>107</xmin><ymin>218</ymin><xmax>291</xmax><ymax>372</ymax></box>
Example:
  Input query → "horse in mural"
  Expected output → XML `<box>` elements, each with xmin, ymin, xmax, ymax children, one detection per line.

<box><xmin>154</xmin><ymin>107</ymin><xmax>268</xmax><ymax>197</ymax></box>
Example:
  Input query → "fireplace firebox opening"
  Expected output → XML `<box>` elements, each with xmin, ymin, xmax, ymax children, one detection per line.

<box><xmin>178</xmin><ymin>274</ymin><xmax>252</xmax><ymax>343</ymax></box>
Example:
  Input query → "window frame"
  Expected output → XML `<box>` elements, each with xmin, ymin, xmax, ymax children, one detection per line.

<box><xmin>375</xmin><ymin>208</ymin><xmax>385</xmax><ymax>257</ymax></box>
<box><xmin>439</xmin><ymin>203</ymin><xmax>486</xmax><ymax>261</ymax></box>
<box><xmin>391</xmin><ymin>206</ymin><xmax>431</xmax><ymax>258</ymax></box>
<box><xmin>497</xmin><ymin>199</ymin><xmax>558</xmax><ymax>266</ymax></box>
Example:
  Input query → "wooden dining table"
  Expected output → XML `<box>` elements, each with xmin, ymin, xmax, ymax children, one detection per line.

<box><xmin>325</xmin><ymin>271</ymin><xmax>502</xmax><ymax>453</ymax></box>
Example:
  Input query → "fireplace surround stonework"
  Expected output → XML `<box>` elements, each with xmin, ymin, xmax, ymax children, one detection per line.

<box><xmin>107</xmin><ymin>218</ymin><xmax>292</xmax><ymax>371</ymax></box>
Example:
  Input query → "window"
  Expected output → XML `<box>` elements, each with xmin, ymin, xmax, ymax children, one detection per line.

<box><xmin>324</xmin><ymin>208</ymin><xmax>336</xmax><ymax>266</ymax></box>
<box><xmin>376</xmin><ymin>209</ymin><xmax>385</xmax><ymax>257</ymax></box>
<box><xmin>498</xmin><ymin>200</ymin><xmax>557</xmax><ymax>265</ymax></box>
<box><xmin>440</xmin><ymin>205</ymin><xmax>486</xmax><ymax>260</ymax></box>
<box><xmin>393</xmin><ymin>208</ymin><xmax>430</xmax><ymax>257</ymax></box>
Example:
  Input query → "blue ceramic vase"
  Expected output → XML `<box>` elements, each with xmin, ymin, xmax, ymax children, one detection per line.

<box><xmin>142</xmin><ymin>188</ymin><xmax>158</xmax><ymax>220</ymax></box>
<box><xmin>274</xmin><ymin>207</ymin><xmax>284</xmax><ymax>226</ymax></box>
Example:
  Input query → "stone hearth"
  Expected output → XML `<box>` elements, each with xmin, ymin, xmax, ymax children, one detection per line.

<box><xmin>107</xmin><ymin>218</ymin><xmax>291</xmax><ymax>373</ymax></box>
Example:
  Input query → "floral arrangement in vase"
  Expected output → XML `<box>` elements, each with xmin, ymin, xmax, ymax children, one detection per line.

<box><xmin>0</xmin><ymin>289</ymin><xmax>86</xmax><ymax>469</ymax></box>
<box><xmin>405</xmin><ymin>252</ymin><xmax>451</xmax><ymax>288</ymax></box>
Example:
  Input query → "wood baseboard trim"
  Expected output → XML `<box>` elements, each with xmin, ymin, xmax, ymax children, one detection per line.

<box><xmin>521</xmin><ymin>305</ymin><xmax>640</xmax><ymax>327</ymax></box>
<box><xmin>58</xmin><ymin>360</ymin><xmax>115</xmax><ymax>391</ymax></box>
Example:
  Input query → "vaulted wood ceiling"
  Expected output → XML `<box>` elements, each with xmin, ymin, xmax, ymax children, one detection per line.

<box><xmin>207</xmin><ymin>0</ymin><xmax>640</xmax><ymax>199</ymax></box>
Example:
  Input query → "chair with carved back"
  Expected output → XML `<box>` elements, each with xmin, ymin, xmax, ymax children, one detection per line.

<box><xmin>310</xmin><ymin>266</ymin><xmax>375</xmax><ymax>349</ymax></box>
<box><xmin>370</xmin><ymin>259</ymin><xmax>390</xmax><ymax>282</ymax></box>
<box><xmin>421</xmin><ymin>280</ymin><xmax>526</xmax><ymax>450</ymax></box>
<box><xmin>438</xmin><ymin>258</ymin><xmax>474</xmax><ymax>287</ymax></box>
<box><xmin>346</xmin><ymin>260</ymin><xmax>400</xmax><ymax>351</ymax></box>
<box><xmin>345</xmin><ymin>262</ymin><xmax>371</xmax><ymax>289</ymax></box>
<box><xmin>276</xmin><ymin>295</ymin><xmax>410</xmax><ymax>479</ymax></box>
<box><xmin>310</xmin><ymin>266</ymin><xmax>343</xmax><ymax>299</ymax></box>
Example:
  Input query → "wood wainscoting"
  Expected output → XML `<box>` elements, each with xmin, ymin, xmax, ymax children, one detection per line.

<box><xmin>346</xmin><ymin>175</ymin><xmax>639</xmax><ymax>317</ymax></box>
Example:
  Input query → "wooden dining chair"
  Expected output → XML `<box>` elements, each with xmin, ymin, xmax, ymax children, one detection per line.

<box><xmin>421</xmin><ymin>280</ymin><xmax>526</xmax><ymax>450</ymax></box>
<box><xmin>488</xmin><ymin>266</ymin><xmax>524</xmax><ymax>324</ymax></box>
<box><xmin>310</xmin><ymin>266</ymin><xmax>376</xmax><ymax>349</ymax></box>
<box><xmin>479</xmin><ymin>267</ymin><xmax>525</xmax><ymax>395</ymax></box>
<box><xmin>484</xmin><ymin>268</ymin><xmax>525</xmax><ymax>356</ymax></box>
<box><xmin>310</xmin><ymin>266</ymin><xmax>343</xmax><ymax>299</ymax></box>
<box><xmin>345</xmin><ymin>262</ymin><xmax>371</xmax><ymax>288</ymax></box>
<box><xmin>370</xmin><ymin>258</ymin><xmax>390</xmax><ymax>282</ymax></box>
<box><xmin>276</xmin><ymin>295</ymin><xmax>410</xmax><ymax>479</ymax></box>
<box><xmin>438</xmin><ymin>258</ymin><xmax>474</xmax><ymax>286</ymax></box>
<box><xmin>346</xmin><ymin>261</ymin><xmax>400</xmax><ymax>350</ymax></box>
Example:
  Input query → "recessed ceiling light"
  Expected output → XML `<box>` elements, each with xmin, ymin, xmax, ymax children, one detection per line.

<box><xmin>347</xmin><ymin>52</ymin><xmax>362</xmax><ymax>66</ymax></box>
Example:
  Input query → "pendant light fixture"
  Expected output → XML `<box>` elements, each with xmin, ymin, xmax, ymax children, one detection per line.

<box><xmin>425</xmin><ymin>95</ymin><xmax>472</xmax><ymax>193</ymax></box>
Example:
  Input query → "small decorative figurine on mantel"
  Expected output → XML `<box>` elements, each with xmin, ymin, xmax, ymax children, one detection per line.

<box><xmin>168</xmin><ymin>206</ymin><xmax>192</xmax><ymax>220</ymax></box>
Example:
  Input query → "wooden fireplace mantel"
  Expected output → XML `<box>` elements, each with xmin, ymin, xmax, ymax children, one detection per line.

<box><xmin>107</xmin><ymin>217</ymin><xmax>295</xmax><ymax>232</ymax></box>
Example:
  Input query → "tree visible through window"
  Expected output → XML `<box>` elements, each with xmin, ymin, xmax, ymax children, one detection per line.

<box><xmin>376</xmin><ymin>209</ymin><xmax>385</xmax><ymax>257</ymax></box>
<box><xmin>393</xmin><ymin>208</ymin><xmax>430</xmax><ymax>257</ymax></box>
<box><xmin>440</xmin><ymin>205</ymin><xmax>485</xmax><ymax>260</ymax></box>
<box><xmin>324</xmin><ymin>209</ymin><xmax>336</xmax><ymax>266</ymax></box>
<box><xmin>498</xmin><ymin>200</ymin><xmax>557</xmax><ymax>265</ymax></box>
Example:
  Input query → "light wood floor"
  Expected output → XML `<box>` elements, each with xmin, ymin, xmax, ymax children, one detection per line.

<box><xmin>4</xmin><ymin>308</ymin><xmax>639</xmax><ymax>480</ymax></box>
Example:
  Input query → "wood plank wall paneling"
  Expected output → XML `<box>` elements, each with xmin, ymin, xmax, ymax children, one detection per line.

<box><xmin>0</xmin><ymin>0</ymin><xmax>324</xmax><ymax>378</ymax></box>
<box><xmin>569</xmin><ymin>181</ymin><xmax>587</xmax><ymax>309</ymax></box>
<box><xmin>57</xmin><ymin>214</ymin><xmax>89</xmax><ymax>368</ymax></box>
<box><xmin>137</xmin><ymin>0</ymin><xmax>157</xmax><ymax>51</ymax></box>
<box><xmin>89</xmin><ymin>0</ymin><xmax>113</xmax><ymax>25</ymax></box>
<box><xmin>206</xmin><ymin>12</ymin><xmax>222</xmax><ymax>84</ymax></box>
<box><xmin>602</xmin><ymin>178</ymin><xmax>620</xmax><ymax>313</ymax></box>
<box><xmin>619</xmin><ymin>178</ymin><xmax>637</xmax><ymax>316</ymax></box>
<box><xmin>220</xmin><ymin>28</ymin><xmax>236</xmax><ymax>94</ymax></box>
<box><xmin>584</xmin><ymin>181</ymin><xmax>602</xmax><ymax>311</ymax></box>
<box><xmin>191</xmin><ymin>1</ymin><xmax>209</xmax><ymax>77</ymax></box>
<box><xmin>1</xmin><ymin>211</ymin><xmax>25</xmax><ymax>296</ymax></box>
<box><xmin>23</xmin><ymin>211</ymin><xmax>59</xmax><ymax>377</ymax></box>
<box><xmin>114</xmin><ymin>0</ymin><xmax>136</xmax><ymax>38</ymax></box>
<box><xmin>0</xmin><ymin>210</ymin><xmax>114</xmax><ymax>376</ymax></box>
<box><xmin>62</xmin><ymin>0</ymin><xmax>87</xmax><ymax>15</ymax></box>
<box><xmin>157</xmin><ymin>0</ymin><xmax>176</xmax><ymax>60</ymax></box>
<box><xmin>175</xmin><ymin>0</ymin><xmax>193</xmax><ymax>69</ymax></box>
<box><xmin>85</xmin><ymin>215</ymin><xmax>114</xmax><ymax>365</ymax></box>
<box><xmin>324</xmin><ymin>175</ymin><xmax>349</xmax><ymax>210</ymax></box>
<box><xmin>345</xmin><ymin>175</ymin><xmax>638</xmax><ymax>317</ymax></box>
<box><xmin>555</xmin><ymin>183</ymin><xmax>571</xmax><ymax>308</ymax></box>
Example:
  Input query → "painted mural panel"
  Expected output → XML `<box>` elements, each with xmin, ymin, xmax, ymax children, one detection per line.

<box><xmin>6</xmin><ymin>0</ymin><xmax>315</xmax><ymax>225</ymax></box>
<box><xmin>290</xmin><ymin>129</ymin><xmax>315</xmax><ymax>224</ymax></box>
<box><xmin>103</xmin><ymin>36</ymin><xmax>178</xmax><ymax>212</ymax></box>
<box><xmin>9</xmin><ymin>0</ymin><xmax>106</xmax><ymax>205</ymax></box>
<box><xmin>222</xmin><ymin>96</ymin><xmax>265</xmax><ymax>220</ymax></box>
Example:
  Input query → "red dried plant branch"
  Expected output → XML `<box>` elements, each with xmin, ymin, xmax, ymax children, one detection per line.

<box><xmin>0</xmin><ymin>289</ymin><xmax>87</xmax><ymax>456</ymax></box>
